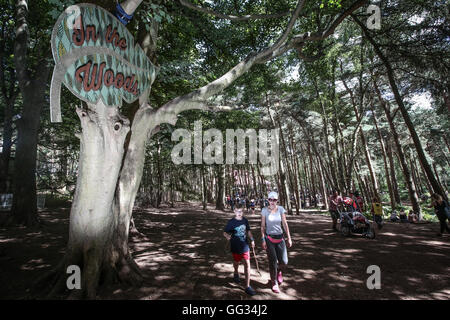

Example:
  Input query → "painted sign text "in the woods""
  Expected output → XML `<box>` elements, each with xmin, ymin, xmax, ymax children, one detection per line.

<box><xmin>50</xmin><ymin>3</ymin><xmax>157</xmax><ymax>122</ymax></box>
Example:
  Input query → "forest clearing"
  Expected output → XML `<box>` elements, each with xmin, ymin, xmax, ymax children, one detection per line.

<box><xmin>1</xmin><ymin>202</ymin><xmax>449</xmax><ymax>300</ymax></box>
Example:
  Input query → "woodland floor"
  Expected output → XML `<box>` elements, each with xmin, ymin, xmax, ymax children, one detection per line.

<box><xmin>0</xmin><ymin>201</ymin><xmax>449</xmax><ymax>300</ymax></box>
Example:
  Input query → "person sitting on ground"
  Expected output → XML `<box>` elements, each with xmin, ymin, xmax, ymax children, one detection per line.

<box><xmin>390</xmin><ymin>210</ymin><xmax>399</xmax><ymax>222</ymax></box>
<box><xmin>399</xmin><ymin>210</ymin><xmax>408</xmax><ymax>223</ymax></box>
<box><xmin>408</xmin><ymin>210</ymin><xmax>418</xmax><ymax>223</ymax></box>
<box><xmin>223</xmin><ymin>203</ymin><xmax>256</xmax><ymax>296</ymax></box>
<box><xmin>371</xmin><ymin>195</ymin><xmax>384</xmax><ymax>230</ymax></box>
<box><xmin>430</xmin><ymin>193</ymin><xmax>450</xmax><ymax>237</ymax></box>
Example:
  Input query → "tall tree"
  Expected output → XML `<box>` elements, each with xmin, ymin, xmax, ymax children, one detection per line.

<box><xmin>10</xmin><ymin>0</ymin><xmax>52</xmax><ymax>225</ymax></box>
<box><xmin>352</xmin><ymin>13</ymin><xmax>447</xmax><ymax>203</ymax></box>
<box><xmin>0</xmin><ymin>1</ymin><xmax>19</xmax><ymax>193</ymax></box>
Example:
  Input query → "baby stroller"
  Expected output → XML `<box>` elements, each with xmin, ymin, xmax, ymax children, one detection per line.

<box><xmin>338</xmin><ymin>197</ymin><xmax>375</xmax><ymax>239</ymax></box>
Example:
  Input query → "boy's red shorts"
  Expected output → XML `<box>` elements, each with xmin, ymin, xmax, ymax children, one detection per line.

<box><xmin>232</xmin><ymin>251</ymin><xmax>250</xmax><ymax>262</ymax></box>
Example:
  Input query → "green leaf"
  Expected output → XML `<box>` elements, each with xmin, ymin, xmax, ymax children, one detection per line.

<box><xmin>154</xmin><ymin>15</ymin><xmax>162</xmax><ymax>23</ymax></box>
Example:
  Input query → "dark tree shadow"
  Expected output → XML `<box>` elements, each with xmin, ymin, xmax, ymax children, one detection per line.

<box><xmin>0</xmin><ymin>203</ymin><xmax>449</xmax><ymax>300</ymax></box>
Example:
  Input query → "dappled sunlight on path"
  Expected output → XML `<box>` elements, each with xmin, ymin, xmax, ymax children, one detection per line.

<box><xmin>0</xmin><ymin>203</ymin><xmax>448</xmax><ymax>300</ymax></box>
<box><xmin>110</xmin><ymin>202</ymin><xmax>450</xmax><ymax>300</ymax></box>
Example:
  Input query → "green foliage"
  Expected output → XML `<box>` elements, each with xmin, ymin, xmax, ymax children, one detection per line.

<box><xmin>46</xmin><ymin>0</ymin><xmax>76</xmax><ymax>19</ymax></box>
<box><xmin>1</xmin><ymin>0</ymin><xmax>448</xmax><ymax>209</ymax></box>
<box><xmin>138</xmin><ymin>1</ymin><xmax>173</xmax><ymax>30</ymax></box>
<box><xmin>320</xmin><ymin>0</ymin><xmax>342</xmax><ymax>9</ymax></box>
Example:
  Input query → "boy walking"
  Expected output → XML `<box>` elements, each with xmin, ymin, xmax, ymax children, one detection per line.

<box><xmin>223</xmin><ymin>204</ymin><xmax>256</xmax><ymax>296</ymax></box>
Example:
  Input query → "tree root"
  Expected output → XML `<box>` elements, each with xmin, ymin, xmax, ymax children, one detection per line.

<box><xmin>116</xmin><ymin>254</ymin><xmax>144</xmax><ymax>287</ymax></box>
<box><xmin>32</xmin><ymin>243</ymin><xmax>144</xmax><ymax>299</ymax></box>
<box><xmin>129</xmin><ymin>217</ymin><xmax>145</xmax><ymax>238</ymax></box>
<box><xmin>129</xmin><ymin>226</ymin><xmax>145</xmax><ymax>238</ymax></box>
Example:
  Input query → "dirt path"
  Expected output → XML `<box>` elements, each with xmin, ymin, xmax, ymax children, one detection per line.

<box><xmin>0</xmin><ymin>202</ymin><xmax>449</xmax><ymax>300</ymax></box>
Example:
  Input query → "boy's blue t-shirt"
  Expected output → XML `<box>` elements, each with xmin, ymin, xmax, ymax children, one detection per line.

<box><xmin>224</xmin><ymin>217</ymin><xmax>251</xmax><ymax>254</ymax></box>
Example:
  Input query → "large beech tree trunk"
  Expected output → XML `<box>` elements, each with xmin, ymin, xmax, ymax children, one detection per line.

<box><xmin>47</xmin><ymin>101</ymin><xmax>132</xmax><ymax>299</ymax></box>
<box><xmin>11</xmin><ymin>105</ymin><xmax>41</xmax><ymax>225</ymax></box>
<box><xmin>10</xmin><ymin>0</ymin><xmax>51</xmax><ymax>226</ymax></box>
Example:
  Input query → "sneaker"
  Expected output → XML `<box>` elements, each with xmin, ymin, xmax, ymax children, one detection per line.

<box><xmin>233</xmin><ymin>273</ymin><xmax>240</xmax><ymax>283</ymax></box>
<box><xmin>277</xmin><ymin>271</ymin><xmax>283</xmax><ymax>284</ymax></box>
<box><xmin>272</xmin><ymin>282</ymin><xmax>280</xmax><ymax>293</ymax></box>
<box><xmin>245</xmin><ymin>286</ymin><xmax>256</xmax><ymax>296</ymax></box>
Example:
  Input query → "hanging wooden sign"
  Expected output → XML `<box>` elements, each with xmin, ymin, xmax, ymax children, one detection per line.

<box><xmin>50</xmin><ymin>3</ymin><xmax>157</xmax><ymax>122</ymax></box>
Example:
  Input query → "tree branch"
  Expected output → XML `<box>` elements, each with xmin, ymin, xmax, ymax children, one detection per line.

<box><xmin>255</xmin><ymin>0</ymin><xmax>307</xmax><ymax>62</ymax></box>
<box><xmin>179</xmin><ymin>0</ymin><xmax>290</xmax><ymax>21</ymax></box>
<box><xmin>154</xmin><ymin>0</ymin><xmax>366</xmax><ymax>124</ymax></box>
<box><xmin>291</xmin><ymin>0</ymin><xmax>368</xmax><ymax>44</ymax></box>
<box><xmin>257</xmin><ymin>0</ymin><xmax>368</xmax><ymax>63</ymax></box>
<box><xmin>156</xmin><ymin>0</ymin><xmax>306</xmax><ymax>121</ymax></box>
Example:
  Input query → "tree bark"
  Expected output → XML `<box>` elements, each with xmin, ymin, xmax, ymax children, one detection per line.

<box><xmin>215</xmin><ymin>165</ymin><xmax>225</xmax><ymax>210</ymax></box>
<box><xmin>372</xmin><ymin>108</ymin><xmax>396</xmax><ymax>210</ymax></box>
<box><xmin>267</xmin><ymin>104</ymin><xmax>292</xmax><ymax>214</ymax></box>
<box><xmin>9</xmin><ymin>0</ymin><xmax>51</xmax><ymax>226</ymax></box>
<box><xmin>201</xmin><ymin>166</ymin><xmax>207</xmax><ymax>210</ymax></box>
<box><xmin>288</xmin><ymin>125</ymin><xmax>301</xmax><ymax>213</ymax></box>
<box><xmin>274</xmin><ymin>107</ymin><xmax>294</xmax><ymax>213</ymax></box>
<box><xmin>0</xmin><ymin>99</ymin><xmax>15</xmax><ymax>193</ymax></box>
<box><xmin>0</xmin><ymin>61</ymin><xmax>18</xmax><ymax>192</ymax></box>
<box><xmin>386</xmin><ymin>140</ymin><xmax>401</xmax><ymax>205</ymax></box>
<box><xmin>47</xmin><ymin>101</ymin><xmax>132</xmax><ymax>299</ymax></box>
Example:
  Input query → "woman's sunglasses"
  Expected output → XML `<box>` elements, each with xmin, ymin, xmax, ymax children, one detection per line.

<box><xmin>268</xmin><ymin>199</ymin><xmax>277</xmax><ymax>202</ymax></box>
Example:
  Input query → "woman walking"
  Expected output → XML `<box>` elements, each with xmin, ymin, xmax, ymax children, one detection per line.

<box><xmin>261</xmin><ymin>191</ymin><xmax>293</xmax><ymax>293</ymax></box>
